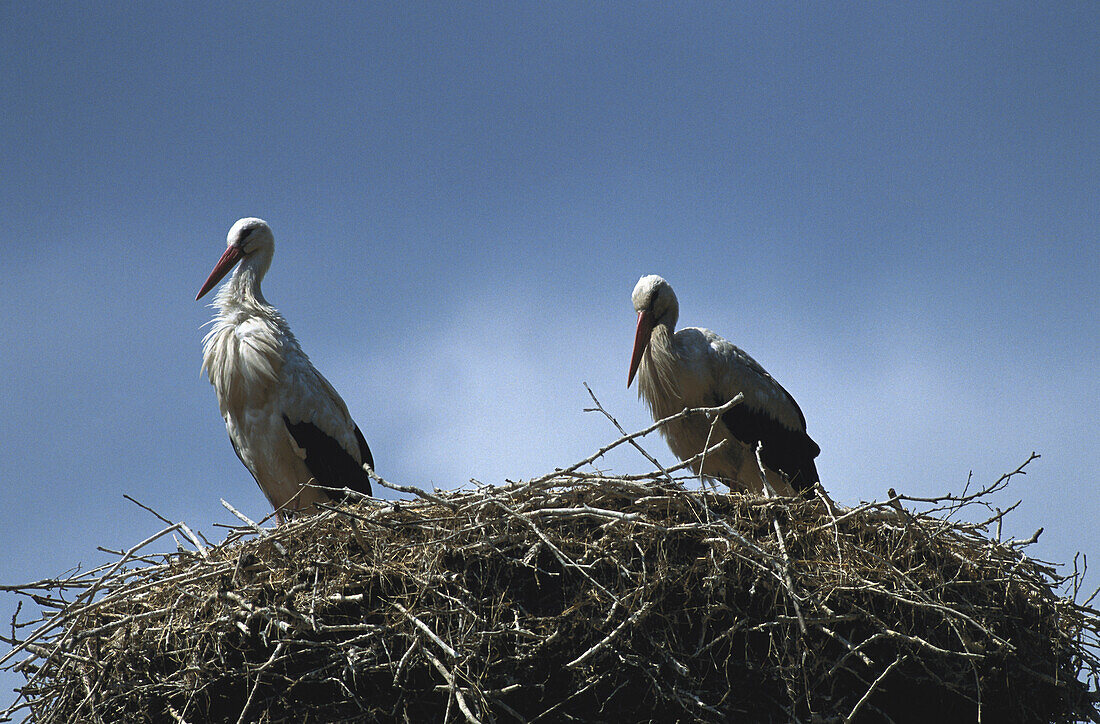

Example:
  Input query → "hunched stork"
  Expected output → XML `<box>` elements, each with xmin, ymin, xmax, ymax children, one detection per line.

<box><xmin>197</xmin><ymin>218</ymin><xmax>373</xmax><ymax>521</ymax></box>
<box><xmin>628</xmin><ymin>274</ymin><xmax>820</xmax><ymax>496</ymax></box>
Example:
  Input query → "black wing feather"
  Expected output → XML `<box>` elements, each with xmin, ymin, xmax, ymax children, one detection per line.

<box><xmin>283</xmin><ymin>415</ymin><xmax>373</xmax><ymax>498</ymax></box>
<box><xmin>354</xmin><ymin>424</ymin><xmax>374</xmax><ymax>471</ymax></box>
<box><xmin>721</xmin><ymin>406</ymin><xmax>820</xmax><ymax>495</ymax></box>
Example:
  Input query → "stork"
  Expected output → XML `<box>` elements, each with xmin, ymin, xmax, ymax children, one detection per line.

<box><xmin>628</xmin><ymin>274</ymin><xmax>820</xmax><ymax>497</ymax></box>
<box><xmin>196</xmin><ymin>217</ymin><xmax>374</xmax><ymax>521</ymax></box>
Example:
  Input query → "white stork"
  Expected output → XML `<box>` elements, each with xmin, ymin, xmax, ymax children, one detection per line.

<box><xmin>196</xmin><ymin>217</ymin><xmax>373</xmax><ymax>521</ymax></box>
<box><xmin>628</xmin><ymin>274</ymin><xmax>820</xmax><ymax>497</ymax></box>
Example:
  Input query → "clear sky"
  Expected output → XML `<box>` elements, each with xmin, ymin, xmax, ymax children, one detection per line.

<box><xmin>1</xmin><ymin>2</ymin><xmax>1097</xmax><ymax>707</ymax></box>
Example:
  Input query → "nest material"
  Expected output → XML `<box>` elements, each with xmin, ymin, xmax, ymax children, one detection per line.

<box><xmin>3</xmin><ymin>461</ymin><xmax>1099</xmax><ymax>723</ymax></box>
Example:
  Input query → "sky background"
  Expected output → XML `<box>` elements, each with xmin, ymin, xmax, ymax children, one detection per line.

<box><xmin>1</xmin><ymin>1</ymin><xmax>1097</xmax><ymax>710</ymax></box>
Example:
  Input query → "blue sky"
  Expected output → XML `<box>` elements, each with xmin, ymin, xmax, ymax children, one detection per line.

<box><xmin>1</xmin><ymin>2</ymin><xmax>1097</xmax><ymax>706</ymax></box>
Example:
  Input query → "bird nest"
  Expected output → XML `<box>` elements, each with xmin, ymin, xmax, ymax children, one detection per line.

<box><xmin>3</xmin><ymin>408</ymin><xmax>1099</xmax><ymax>723</ymax></box>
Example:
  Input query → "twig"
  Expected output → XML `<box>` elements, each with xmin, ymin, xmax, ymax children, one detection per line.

<box><xmin>567</xmin><ymin>600</ymin><xmax>654</xmax><ymax>668</ymax></box>
<box><xmin>236</xmin><ymin>642</ymin><xmax>286</xmax><ymax>724</ymax></box>
<box><xmin>0</xmin><ymin>523</ymin><xmax>184</xmax><ymax>669</ymax></box>
<box><xmin>220</xmin><ymin>500</ymin><xmax>266</xmax><ymax>536</ymax></box>
<box><xmin>533</xmin><ymin>394</ymin><xmax>744</xmax><ymax>485</ymax></box>
<box><xmin>123</xmin><ymin>494</ymin><xmax>173</xmax><ymax>525</ymax></box>
<box><xmin>394</xmin><ymin>602</ymin><xmax>458</xmax><ymax>660</ymax></box>
<box><xmin>584</xmin><ymin>383</ymin><xmax>674</xmax><ymax>481</ymax></box>
<box><xmin>845</xmin><ymin>655</ymin><xmax>906</xmax><ymax>723</ymax></box>
<box><xmin>756</xmin><ymin>443</ymin><xmax>807</xmax><ymax>635</ymax></box>
<box><xmin>424</xmin><ymin>650</ymin><xmax>482</xmax><ymax>724</ymax></box>
<box><xmin>364</xmin><ymin>466</ymin><xmax>457</xmax><ymax>509</ymax></box>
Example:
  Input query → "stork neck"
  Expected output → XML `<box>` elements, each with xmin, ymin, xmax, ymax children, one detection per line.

<box><xmin>655</xmin><ymin>300</ymin><xmax>678</xmax><ymax>332</ymax></box>
<box><xmin>638</xmin><ymin>321</ymin><xmax>683</xmax><ymax>412</ymax></box>
<box><xmin>217</xmin><ymin>254</ymin><xmax>271</xmax><ymax>312</ymax></box>
<box><xmin>649</xmin><ymin>321</ymin><xmax>676</xmax><ymax>356</ymax></box>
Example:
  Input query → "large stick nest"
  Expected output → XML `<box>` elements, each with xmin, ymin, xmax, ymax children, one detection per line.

<box><xmin>3</xmin><ymin>440</ymin><xmax>1099</xmax><ymax>722</ymax></box>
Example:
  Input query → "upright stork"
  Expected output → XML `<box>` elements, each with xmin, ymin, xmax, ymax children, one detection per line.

<box><xmin>628</xmin><ymin>274</ymin><xmax>820</xmax><ymax>496</ymax></box>
<box><xmin>197</xmin><ymin>217</ymin><xmax>374</xmax><ymax>521</ymax></box>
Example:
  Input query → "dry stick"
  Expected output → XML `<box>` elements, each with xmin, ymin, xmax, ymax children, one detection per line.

<box><xmin>308</xmin><ymin>484</ymin><xmax>374</xmax><ymax>503</ymax></box>
<box><xmin>896</xmin><ymin>453</ymin><xmax>1039</xmax><ymax>507</ymax></box>
<box><xmin>0</xmin><ymin>522</ymin><xmax>184</xmax><ymax>669</ymax></box>
<box><xmin>583</xmin><ymin>383</ymin><xmax>674</xmax><ymax>482</ymax></box>
<box><xmin>485</xmin><ymin>691</ymin><xmax>527</xmax><ymax>724</ymax></box>
<box><xmin>424</xmin><ymin>650</ymin><xmax>483</xmax><ymax>724</ymax></box>
<box><xmin>393</xmin><ymin>639</ymin><xmax>419</xmax><ymax>685</ymax></box>
<box><xmin>1007</xmin><ymin>527</ymin><xmax>1044</xmax><ymax>548</ymax></box>
<box><xmin>807</xmin><ymin>454</ymin><xmax>1041</xmax><ymax>537</ymax></box>
<box><xmin>819</xmin><ymin>626</ymin><xmax>874</xmax><ymax>668</ymax></box>
<box><xmin>220</xmin><ymin>499</ymin><xmax>289</xmax><ymax>558</ymax></box>
<box><xmin>755</xmin><ymin>444</ymin><xmax>808</xmax><ymax>636</ymax></box>
<box><xmin>123</xmin><ymin>496</ymin><xmax>210</xmax><ymax>561</ymax></box>
<box><xmin>685</xmin><ymin>411</ymin><xmax>734</xmax><ymax>530</ymax></box>
<box><xmin>73</xmin><ymin>660</ymin><xmax>104</xmax><ymax>722</ymax></box>
<box><xmin>0</xmin><ymin>574</ymin><xmax>106</xmax><ymax>593</ymax></box>
<box><xmin>531</xmin><ymin>506</ymin><xmax>651</xmax><ymax>528</ymax></box>
<box><xmin>532</xmin><ymin>394</ymin><xmax>744</xmax><ymax>485</ymax></box>
<box><xmin>393</xmin><ymin>602</ymin><xmax>458</xmax><ymax>660</ymax></box>
<box><xmin>220</xmin><ymin>500</ymin><xmax>265</xmax><ymax>536</ymax></box>
<box><xmin>308</xmin><ymin>497</ymin><xmax>376</xmax><ymax>552</ymax></box>
<box><xmin>177</xmin><ymin>523</ymin><xmax>209</xmax><ymax>560</ymax></box>
<box><xmin>528</xmin><ymin>679</ymin><xmax>601</xmax><ymax>723</ymax></box>
<box><xmin>711</xmin><ymin>519</ymin><xmax>779</xmax><ymax>565</ymax></box>
<box><xmin>556</xmin><ymin>439</ymin><xmax>728</xmax><ymax>484</ymax></box>
<box><xmin>490</xmin><ymin>498</ymin><xmax>621</xmax><ymax>605</ymax></box>
<box><xmin>123</xmin><ymin>494</ymin><xmax>173</xmax><ymax>525</ymax></box>
<box><xmin>78</xmin><ymin>525</ymin><xmax>184</xmax><ymax>607</ymax></box>
<box><xmin>697</xmin><ymin>398</ymin><xmax>735</xmax><ymax>493</ymax></box>
<box><xmin>850</xmin><ymin>547</ymin><xmax>1014</xmax><ymax>650</ymax></box>
<box><xmin>72</xmin><ymin>607</ymin><xmax>175</xmax><ymax>642</ymax></box>
<box><xmin>363</xmin><ymin>466</ymin><xmax>457</xmax><ymax>509</ymax></box>
<box><xmin>844</xmin><ymin>655</ymin><xmax>906</xmax><ymax>723</ymax></box>
<box><xmin>986</xmin><ymin>500</ymin><xmax>1023</xmax><ymax>542</ymax></box>
<box><xmin>803</xmin><ymin>493</ymin><xmax>927</xmax><ymax>535</ymax></box>
<box><xmin>816</xmin><ymin>487</ymin><xmax>845</xmax><ymax>569</ymax></box>
<box><xmin>567</xmin><ymin>600</ymin><xmax>655</xmax><ymax>668</ymax></box>
<box><xmin>235</xmin><ymin>641</ymin><xmax>287</xmax><ymax>724</ymax></box>
<box><xmin>19</xmin><ymin>642</ymin><xmax>94</xmax><ymax>665</ymax></box>
<box><xmin>36</xmin><ymin>564</ymin><xmax>232</xmax><ymax>653</ymax></box>
<box><xmin>348</xmin><ymin>519</ymin><xmax>372</xmax><ymax>554</ymax></box>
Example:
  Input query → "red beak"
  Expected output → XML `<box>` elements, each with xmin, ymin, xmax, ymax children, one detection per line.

<box><xmin>196</xmin><ymin>245</ymin><xmax>243</xmax><ymax>300</ymax></box>
<box><xmin>628</xmin><ymin>309</ymin><xmax>654</xmax><ymax>387</ymax></box>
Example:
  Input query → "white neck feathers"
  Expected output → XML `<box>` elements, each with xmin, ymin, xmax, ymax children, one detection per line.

<box><xmin>637</xmin><ymin>323</ymin><xmax>683</xmax><ymax>419</ymax></box>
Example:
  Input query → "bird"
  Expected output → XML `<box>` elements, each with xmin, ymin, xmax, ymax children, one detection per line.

<box><xmin>196</xmin><ymin>217</ymin><xmax>374</xmax><ymax>521</ymax></box>
<box><xmin>627</xmin><ymin>274</ymin><xmax>820</xmax><ymax>497</ymax></box>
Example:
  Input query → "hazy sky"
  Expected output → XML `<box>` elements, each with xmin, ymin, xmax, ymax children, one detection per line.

<box><xmin>1</xmin><ymin>2</ymin><xmax>1097</xmax><ymax>707</ymax></box>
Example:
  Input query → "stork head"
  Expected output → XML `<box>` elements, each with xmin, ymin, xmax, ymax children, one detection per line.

<box><xmin>196</xmin><ymin>218</ymin><xmax>274</xmax><ymax>300</ymax></box>
<box><xmin>628</xmin><ymin>274</ymin><xmax>679</xmax><ymax>386</ymax></box>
